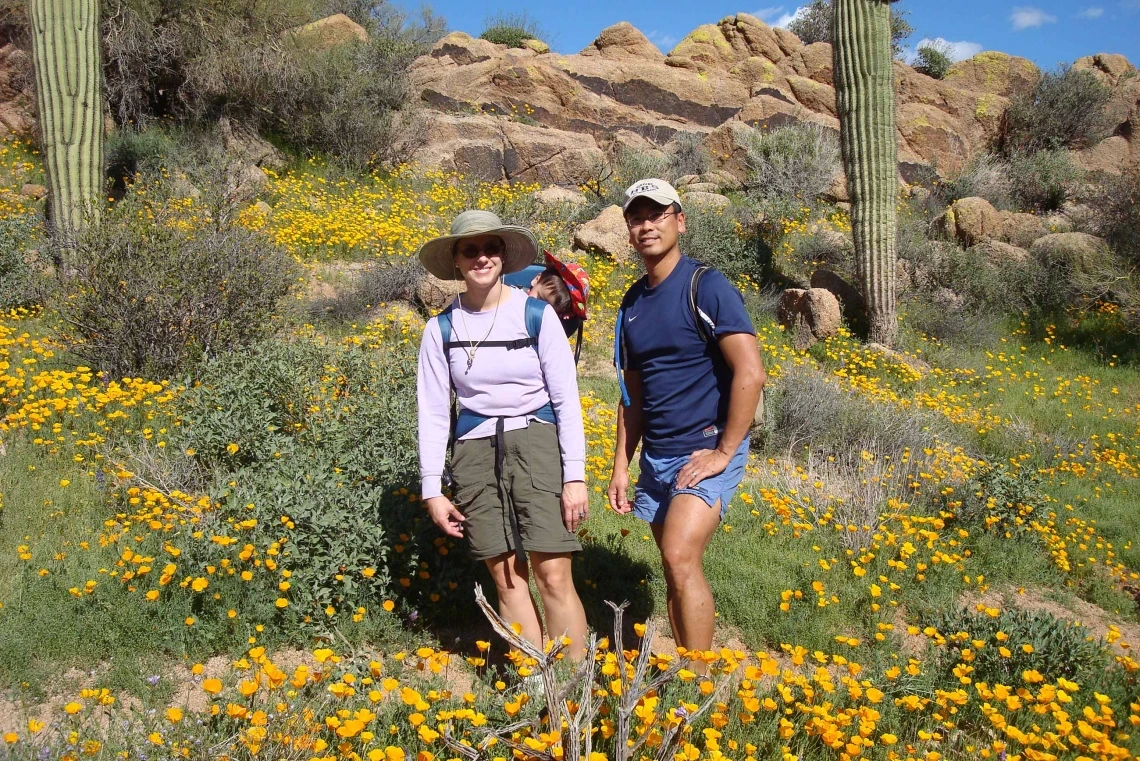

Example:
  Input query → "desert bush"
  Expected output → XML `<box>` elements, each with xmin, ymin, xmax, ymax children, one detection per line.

<box><xmin>0</xmin><ymin>211</ymin><xmax>42</xmax><ymax>310</ymax></box>
<box><xmin>943</xmin><ymin>462</ymin><xmax>1045</xmax><ymax>537</ymax></box>
<box><xmin>479</xmin><ymin>10</ymin><xmax>545</xmax><ymax>48</ymax></box>
<box><xmin>1093</xmin><ymin>166</ymin><xmax>1140</xmax><ymax>267</ymax></box>
<box><xmin>997</xmin><ymin>64</ymin><xmax>1112</xmax><ymax>156</ymax></box>
<box><xmin>665</xmin><ymin>132</ymin><xmax>711</xmax><ymax>178</ymax></box>
<box><xmin>1007</xmin><ymin>149</ymin><xmax>1084</xmax><ymax>211</ymax></box>
<box><xmin>176</xmin><ymin>337</ymin><xmax>422</xmax><ymax>616</ymax></box>
<box><xmin>100</xmin><ymin>0</ymin><xmax>443</xmax><ymax>166</ymax></box>
<box><xmin>681</xmin><ymin>202</ymin><xmax>768</xmax><ymax>281</ymax></box>
<box><xmin>913</xmin><ymin>39</ymin><xmax>953</xmax><ymax>79</ymax></box>
<box><xmin>763</xmin><ymin>365</ymin><xmax>948</xmax><ymax>456</ymax></box>
<box><xmin>743</xmin><ymin>123</ymin><xmax>839</xmax><ymax>210</ymax></box>
<box><xmin>54</xmin><ymin>184</ymin><xmax>296</xmax><ymax>378</ymax></box>
<box><xmin>933</xmin><ymin>153</ymin><xmax>1013</xmax><ymax>209</ymax></box>
<box><xmin>923</xmin><ymin>607</ymin><xmax>1108</xmax><ymax>685</ymax></box>
<box><xmin>788</xmin><ymin>0</ymin><xmax>913</xmax><ymax>57</ymax></box>
<box><xmin>309</xmin><ymin>260</ymin><xmax>425</xmax><ymax>320</ymax></box>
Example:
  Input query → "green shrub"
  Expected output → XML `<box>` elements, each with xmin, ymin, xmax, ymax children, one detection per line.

<box><xmin>666</xmin><ymin>132</ymin><xmax>711</xmax><ymax>178</ymax></box>
<box><xmin>923</xmin><ymin>607</ymin><xmax>1107</xmax><ymax>685</ymax></box>
<box><xmin>681</xmin><ymin>202</ymin><xmax>768</xmax><ymax>281</ymax></box>
<box><xmin>479</xmin><ymin>11</ymin><xmax>545</xmax><ymax>48</ymax></box>
<box><xmin>997</xmin><ymin>64</ymin><xmax>1112</xmax><ymax>156</ymax></box>
<box><xmin>1094</xmin><ymin>166</ymin><xmax>1140</xmax><ymax>268</ymax></box>
<box><xmin>933</xmin><ymin>153</ymin><xmax>1013</xmax><ymax>209</ymax></box>
<box><xmin>0</xmin><ymin>211</ymin><xmax>42</xmax><ymax>310</ymax></box>
<box><xmin>1008</xmin><ymin>149</ymin><xmax>1084</xmax><ymax>211</ymax></box>
<box><xmin>913</xmin><ymin>40</ymin><xmax>953</xmax><ymax>79</ymax></box>
<box><xmin>943</xmin><ymin>463</ymin><xmax>1045</xmax><ymax>537</ymax></box>
<box><xmin>99</xmin><ymin>0</ymin><xmax>443</xmax><ymax>166</ymax></box>
<box><xmin>788</xmin><ymin>0</ymin><xmax>913</xmax><ymax>57</ymax></box>
<box><xmin>743</xmin><ymin>123</ymin><xmax>839</xmax><ymax>208</ymax></box>
<box><xmin>54</xmin><ymin>182</ymin><xmax>297</xmax><ymax>378</ymax></box>
<box><xmin>176</xmin><ymin>338</ymin><xmax>428</xmax><ymax>613</ymax></box>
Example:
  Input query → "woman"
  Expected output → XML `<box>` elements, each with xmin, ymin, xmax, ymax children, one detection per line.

<box><xmin>416</xmin><ymin>210</ymin><xmax>589</xmax><ymax>659</ymax></box>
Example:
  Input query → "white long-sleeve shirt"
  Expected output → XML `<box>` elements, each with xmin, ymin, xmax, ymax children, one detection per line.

<box><xmin>417</xmin><ymin>288</ymin><xmax>586</xmax><ymax>499</ymax></box>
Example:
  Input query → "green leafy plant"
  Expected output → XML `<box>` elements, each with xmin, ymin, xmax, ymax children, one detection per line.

<box><xmin>923</xmin><ymin>607</ymin><xmax>1107</xmax><ymax>685</ymax></box>
<box><xmin>944</xmin><ymin>463</ymin><xmax>1045</xmax><ymax>537</ymax></box>
<box><xmin>681</xmin><ymin>202</ymin><xmax>768</xmax><ymax>281</ymax></box>
<box><xmin>0</xmin><ymin>211</ymin><xmax>43</xmax><ymax>310</ymax></box>
<box><xmin>479</xmin><ymin>11</ymin><xmax>545</xmax><ymax>48</ymax></box>
<box><xmin>912</xmin><ymin>39</ymin><xmax>953</xmax><ymax>79</ymax></box>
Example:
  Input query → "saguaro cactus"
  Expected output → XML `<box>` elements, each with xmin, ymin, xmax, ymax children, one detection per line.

<box><xmin>833</xmin><ymin>0</ymin><xmax>898</xmax><ymax>346</ymax></box>
<box><xmin>28</xmin><ymin>0</ymin><xmax>104</xmax><ymax>253</ymax></box>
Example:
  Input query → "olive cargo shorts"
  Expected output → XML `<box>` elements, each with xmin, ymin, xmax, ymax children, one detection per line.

<box><xmin>450</xmin><ymin>420</ymin><xmax>581</xmax><ymax>561</ymax></box>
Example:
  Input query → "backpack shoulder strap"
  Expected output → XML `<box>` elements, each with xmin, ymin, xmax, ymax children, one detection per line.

<box><xmin>524</xmin><ymin>296</ymin><xmax>546</xmax><ymax>342</ymax></box>
<box><xmin>689</xmin><ymin>265</ymin><xmax>716</xmax><ymax>343</ymax></box>
<box><xmin>438</xmin><ymin>302</ymin><xmax>455</xmax><ymax>350</ymax></box>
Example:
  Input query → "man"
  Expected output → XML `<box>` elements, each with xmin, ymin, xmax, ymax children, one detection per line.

<box><xmin>607</xmin><ymin>178</ymin><xmax>766</xmax><ymax>660</ymax></box>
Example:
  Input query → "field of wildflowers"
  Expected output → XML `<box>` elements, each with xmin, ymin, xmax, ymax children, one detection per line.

<box><xmin>0</xmin><ymin>136</ymin><xmax>1138</xmax><ymax>761</ymax></box>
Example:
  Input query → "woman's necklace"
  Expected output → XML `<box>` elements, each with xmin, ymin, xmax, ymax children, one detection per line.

<box><xmin>456</xmin><ymin>281</ymin><xmax>503</xmax><ymax>375</ymax></box>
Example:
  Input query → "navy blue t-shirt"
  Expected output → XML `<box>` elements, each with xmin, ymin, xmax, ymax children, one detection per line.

<box><xmin>618</xmin><ymin>255</ymin><xmax>755</xmax><ymax>457</ymax></box>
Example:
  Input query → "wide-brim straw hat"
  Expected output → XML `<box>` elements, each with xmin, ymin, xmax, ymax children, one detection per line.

<box><xmin>418</xmin><ymin>210</ymin><xmax>539</xmax><ymax>280</ymax></box>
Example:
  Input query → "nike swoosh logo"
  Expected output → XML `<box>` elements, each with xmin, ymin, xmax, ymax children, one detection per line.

<box><xmin>628</xmin><ymin>315</ymin><xmax>638</xmax><ymax>322</ymax></box>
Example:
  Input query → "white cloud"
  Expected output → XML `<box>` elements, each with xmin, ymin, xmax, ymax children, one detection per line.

<box><xmin>645</xmin><ymin>30</ymin><xmax>677</xmax><ymax>49</ymax></box>
<box><xmin>913</xmin><ymin>37</ymin><xmax>983</xmax><ymax>62</ymax></box>
<box><xmin>1010</xmin><ymin>6</ymin><xmax>1058</xmax><ymax>29</ymax></box>
<box><xmin>754</xmin><ymin>4</ymin><xmax>806</xmax><ymax>28</ymax></box>
<box><xmin>1077</xmin><ymin>6</ymin><xmax>1105</xmax><ymax>17</ymax></box>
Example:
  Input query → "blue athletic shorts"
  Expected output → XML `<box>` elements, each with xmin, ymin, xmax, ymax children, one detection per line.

<box><xmin>632</xmin><ymin>438</ymin><xmax>750</xmax><ymax>525</ymax></box>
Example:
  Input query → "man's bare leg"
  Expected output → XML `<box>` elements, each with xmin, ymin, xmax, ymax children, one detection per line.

<box><xmin>650</xmin><ymin>493</ymin><xmax>721</xmax><ymax>666</ymax></box>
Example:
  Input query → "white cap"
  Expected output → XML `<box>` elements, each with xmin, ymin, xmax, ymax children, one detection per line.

<box><xmin>622</xmin><ymin>178</ymin><xmax>683</xmax><ymax>212</ymax></box>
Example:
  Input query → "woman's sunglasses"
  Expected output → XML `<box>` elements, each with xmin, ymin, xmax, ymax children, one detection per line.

<box><xmin>457</xmin><ymin>239</ymin><xmax>505</xmax><ymax>259</ymax></box>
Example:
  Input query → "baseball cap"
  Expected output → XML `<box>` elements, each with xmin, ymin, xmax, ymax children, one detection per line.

<box><xmin>622</xmin><ymin>178</ymin><xmax>683</xmax><ymax>212</ymax></box>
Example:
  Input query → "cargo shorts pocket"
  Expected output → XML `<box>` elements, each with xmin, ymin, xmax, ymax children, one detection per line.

<box><xmin>525</xmin><ymin>422</ymin><xmax>563</xmax><ymax>494</ymax></box>
<box><xmin>451</xmin><ymin>438</ymin><xmax>494</xmax><ymax>510</ymax></box>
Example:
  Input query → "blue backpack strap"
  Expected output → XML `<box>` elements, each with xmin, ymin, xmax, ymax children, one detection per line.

<box><xmin>524</xmin><ymin>296</ymin><xmax>545</xmax><ymax>342</ymax></box>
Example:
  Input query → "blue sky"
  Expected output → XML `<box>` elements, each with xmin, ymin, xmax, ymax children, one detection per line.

<box><xmin>421</xmin><ymin>0</ymin><xmax>1140</xmax><ymax>69</ymax></box>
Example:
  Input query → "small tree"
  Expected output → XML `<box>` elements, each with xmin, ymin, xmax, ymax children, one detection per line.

<box><xmin>789</xmin><ymin>0</ymin><xmax>913</xmax><ymax>57</ymax></box>
<box><xmin>913</xmin><ymin>39</ymin><xmax>953</xmax><ymax>79</ymax></box>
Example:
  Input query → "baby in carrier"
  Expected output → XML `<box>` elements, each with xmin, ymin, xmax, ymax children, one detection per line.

<box><xmin>503</xmin><ymin>251</ymin><xmax>590</xmax><ymax>362</ymax></box>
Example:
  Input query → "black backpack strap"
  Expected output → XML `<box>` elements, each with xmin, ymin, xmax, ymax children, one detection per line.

<box><xmin>689</xmin><ymin>266</ymin><xmax>716</xmax><ymax>343</ymax></box>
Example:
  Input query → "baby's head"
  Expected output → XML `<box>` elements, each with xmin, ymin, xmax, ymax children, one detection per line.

<box><xmin>528</xmin><ymin>268</ymin><xmax>574</xmax><ymax>318</ymax></box>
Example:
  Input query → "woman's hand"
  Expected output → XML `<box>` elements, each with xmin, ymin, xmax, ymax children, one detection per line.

<box><xmin>425</xmin><ymin>496</ymin><xmax>466</xmax><ymax>538</ymax></box>
<box><xmin>561</xmin><ymin>480</ymin><xmax>589</xmax><ymax>533</ymax></box>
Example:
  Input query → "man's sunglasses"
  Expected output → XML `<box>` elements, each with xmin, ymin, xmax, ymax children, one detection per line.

<box><xmin>625</xmin><ymin>209</ymin><xmax>678</xmax><ymax>229</ymax></box>
<box><xmin>456</xmin><ymin>239</ymin><xmax>505</xmax><ymax>258</ymax></box>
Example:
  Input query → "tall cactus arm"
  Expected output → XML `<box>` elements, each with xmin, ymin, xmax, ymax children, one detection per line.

<box><xmin>28</xmin><ymin>0</ymin><xmax>105</xmax><ymax>254</ymax></box>
<box><xmin>833</xmin><ymin>0</ymin><xmax>898</xmax><ymax>346</ymax></box>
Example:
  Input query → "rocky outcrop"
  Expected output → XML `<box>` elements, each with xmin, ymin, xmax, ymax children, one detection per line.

<box><xmin>996</xmin><ymin>211</ymin><xmax>1052</xmax><ymax>248</ymax></box>
<box><xmin>410</xmin><ymin>15</ymin><xmax>1126</xmax><ymax>183</ymax></box>
<box><xmin>973</xmin><ymin>239</ymin><xmax>1030</xmax><ymax>264</ymax></box>
<box><xmin>0</xmin><ymin>44</ymin><xmax>35</xmax><ymax>136</ymax></box>
<box><xmin>534</xmin><ymin>185</ymin><xmax>587</xmax><ymax>205</ymax></box>
<box><xmin>417</xmin><ymin>113</ymin><xmax>604</xmax><ymax>184</ymax></box>
<box><xmin>573</xmin><ymin>205</ymin><xmax>632</xmax><ymax>261</ymax></box>
<box><xmin>1029</xmin><ymin>232</ymin><xmax>1113</xmax><ymax>273</ymax></box>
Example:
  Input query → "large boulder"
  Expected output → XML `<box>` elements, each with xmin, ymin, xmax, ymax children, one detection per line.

<box><xmin>810</xmin><ymin>269</ymin><xmax>864</xmax><ymax>335</ymax></box>
<box><xmin>935</xmin><ymin>197</ymin><xmax>1002</xmax><ymax>246</ymax></box>
<box><xmin>776</xmin><ymin>287</ymin><xmax>841</xmax><ymax>349</ymax></box>
<box><xmin>973</xmin><ymin>239</ymin><xmax>1030</xmax><ymax>265</ymax></box>
<box><xmin>1029</xmin><ymin>233</ymin><xmax>1112</xmax><ymax>273</ymax></box>
<box><xmin>534</xmin><ymin>185</ymin><xmax>588</xmax><ymax>206</ymax></box>
<box><xmin>681</xmin><ymin>190</ymin><xmax>731</xmax><ymax>209</ymax></box>
<box><xmin>943</xmin><ymin>51</ymin><xmax>1040</xmax><ymax>98</ymax></box>
<box><xmin>219</xmin><ymin>116</ymin><xmax>286</xmax><ymax>170</ymax></box>
<box><xmin>1073</xmin><ymin>53</ymin><xmax>1135</xmax><ymax>86</ymax></box>
<box><xmin>579</xmin><ymin>22</ymin><xmax>664</xmax><ymax>60</ymax></box>
<box><xmin>996</xmin><ymin>211</ymin><xmax>1051</xmax><ymax>248</ymax></box>
<box><xmin>573</xmin><ymin>205</ymin><xmax>632</xmax><ymax>262</ymax></box>
<box><xmin>0</xmin><ymin>44</ymin><xmax>35</xmax><ymax>135</ymax></box>
<box><xmin>1073</xmin><ymin>136</ymin><xmax>1132</xmax><ymax>175</ymax></box>
<box><xmin>283</xmin><ymin>13</ymin><xmax>368</xmax><ymax>51</ymax></box>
